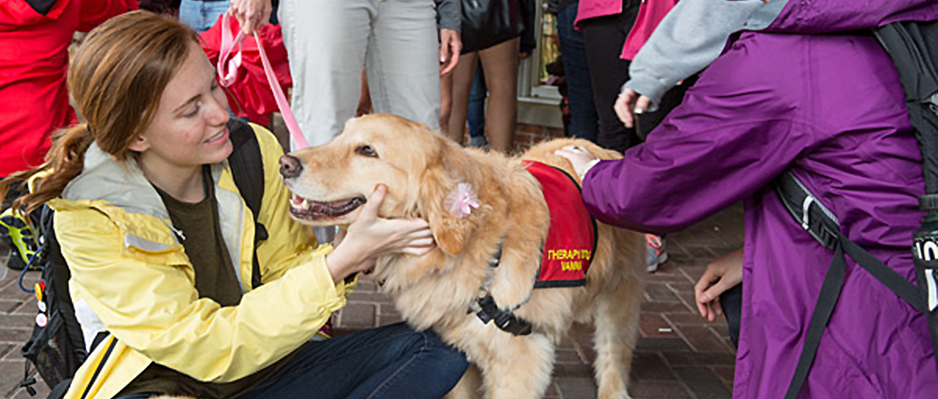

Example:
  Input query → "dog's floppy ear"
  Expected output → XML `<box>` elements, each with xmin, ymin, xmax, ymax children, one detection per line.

<box><xmin>417</xmin><ymin>138</ymin><xmax>481</xmax><ymax>257</ymax></box>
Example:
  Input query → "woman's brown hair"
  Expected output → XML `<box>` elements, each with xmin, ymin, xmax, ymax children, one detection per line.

<box><xmin>0</xmin><ymin>10</ymin><xmax>200</xmax><ymax>215</ymax></box>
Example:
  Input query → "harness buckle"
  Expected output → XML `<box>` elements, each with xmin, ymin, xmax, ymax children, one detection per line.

<box><xmin>801</xmin><ymin>196</ymin><xmax>814</xmax><ymax>231</ymax></box>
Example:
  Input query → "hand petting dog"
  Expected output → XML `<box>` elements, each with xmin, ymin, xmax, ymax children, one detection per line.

<box><xmin>555</xmin><ymin>145</ymin><xmax>601</xmax><ymax>180</ymax></box>
<box><xmin>325</xmin><ymin>184</ymin><xmax>436</xmax><ymax>284</ymax></box>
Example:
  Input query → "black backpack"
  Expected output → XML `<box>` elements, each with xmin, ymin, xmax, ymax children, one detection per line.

<box><xmin>18</xmin><ymin>119</ymin><xmax>268</xmax><ymax>398</ymax></box>
<box><xmin>775</xmin><ymin>20</ymin><xmax>938</xmax><ymax>399</ymax></box>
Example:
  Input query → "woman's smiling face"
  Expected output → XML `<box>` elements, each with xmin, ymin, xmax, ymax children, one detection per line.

<box><xmin>130</xmin><ymin>40</ymin><xmax>232</xmax><ymax>175</ymax></box>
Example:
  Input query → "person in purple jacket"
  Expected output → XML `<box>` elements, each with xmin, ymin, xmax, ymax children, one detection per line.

<box><xmin>558</xmin><ymin>1</ymin><xmax>938</xmax><ymax>398</ymax></box>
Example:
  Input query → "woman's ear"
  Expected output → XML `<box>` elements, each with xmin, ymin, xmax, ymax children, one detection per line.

<box><xmin>126</xmin><ymin>134</ymin><xmax>150</xmax><ymax>153</ymax></box>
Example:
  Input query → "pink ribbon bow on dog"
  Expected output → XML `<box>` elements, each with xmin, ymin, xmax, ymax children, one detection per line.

<box><xmin>444</xmin><ymin>183</ymin><xmax>480</xmax><ymax>218</ymax></box>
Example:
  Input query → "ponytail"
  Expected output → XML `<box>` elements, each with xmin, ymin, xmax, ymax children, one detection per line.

<box><xmin>0</xmin><ymin>124</ymin><xmax>94</xmax><ymax>216</ymax></box>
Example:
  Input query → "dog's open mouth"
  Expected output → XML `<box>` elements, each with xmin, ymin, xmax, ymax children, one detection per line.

<box><xmin>289</xmin><ymin>195</ymin><xmax>366</xmax><ymax>220</ymax></box>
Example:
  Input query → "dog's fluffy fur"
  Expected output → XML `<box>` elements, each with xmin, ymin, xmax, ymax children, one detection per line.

<box><xmin>282</xmin><ymin>114</ymin><xmax>645</xmax><ymax>399</ymax></box>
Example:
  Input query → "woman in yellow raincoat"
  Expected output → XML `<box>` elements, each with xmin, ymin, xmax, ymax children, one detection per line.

<box><xmin>1</xmin><ymin>11</ymin><xmax>467</xmax><ymax>399</ymax></box>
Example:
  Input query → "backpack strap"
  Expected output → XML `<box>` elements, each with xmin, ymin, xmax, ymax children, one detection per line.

<box><xmin>874</xmin><ymin>21</ymin><xmax>938</xmax><ymax>201</ymax></box>
<box><xmin>226</xmin><ymin>119</ymin><xmax>268</xmax><ymax>289</ymax></box>
<box><xmin>875</xmin><ymin>20</ymin><xmax>938</xmax><ymax>375</ymax></box>
<box><xmin>774</xmin><ymin>170</ymin><xmax>928</xmax><ymax>399</ymax></box>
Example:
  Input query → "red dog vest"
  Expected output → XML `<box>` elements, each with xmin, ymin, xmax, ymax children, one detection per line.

<box><xmin>522</xmin><ymin>161</ymin><xmax>598</xmax><ymax>288</ymax></box>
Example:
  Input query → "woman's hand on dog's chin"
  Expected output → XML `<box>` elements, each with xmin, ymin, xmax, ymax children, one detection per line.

<box><xmin>324</xmin><ymin>185</ymin><xmax>436</xmax><ymax>284</ymax></box>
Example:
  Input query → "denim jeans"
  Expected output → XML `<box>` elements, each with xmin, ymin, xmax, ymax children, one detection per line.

<box><xmin>179</xmin><ymin>0</ymin><xmax>229</xmax><ymax>33</ymax></box>
<box><xmin>114</xmin><ymin>323</ymin><xmax>467</xmax><ymax>399</ymax></box>
<box><xmin>467</xmin><ymin>61</ymin><xmax>487</xmax><ymax>140</ymax></box>
<box><xmin>556</xmin><ymin>3</ymin><xmax>599</xmax><ymax>143</ymax></box>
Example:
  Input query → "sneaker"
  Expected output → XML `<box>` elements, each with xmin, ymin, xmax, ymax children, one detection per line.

<box><xmin>0</xmin><ymin>208</ymin><xmax>41</xmax><ymax>271</ymax></box>
<box><xmin>646</xmin><ymin>234</ymin><xmax>668</xmax><ymax>273</ymax></box>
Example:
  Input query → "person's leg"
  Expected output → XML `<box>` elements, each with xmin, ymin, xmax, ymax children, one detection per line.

<box><xmin>177</xmin><ymin>0</ymin><xmax>202</xmax><ymax>32</ymax></box>
<box><xmin>556</xmin><ymin>2</ymin><xmax>599</xmax><ymax>143</ymax></box>
<box><xmin>720</xmin><ymin>283</ymin><xmax>743</xmax><ymax>347</ymax></box>
<box><xmin>580</xmin><ymin>3</ymin><xmax>640</xmax><ymax>153</ymax></box>
<box><xmin>478</xmin><ymin>37</ymin><xmax>519</xmax><ymax>154</ymax></box>
<box><xmin>201</xmin><ymin>0</ymin><xmax>230</xmax><ymax>33</ymax></box>
<box><xmin>279</xmin><ymin>0</ymin><xmax>372</xmax><ymax>148</ymax></box>
<box><xmin>446</xmin><ymin>51</ymin><xmax>479</xmax><ymax>145</ymax></box>
<box><xmin>367</xmin><ymin>0</ymin><xmax>441</xmax><ymax>130</ymax></box>
<box><xmin>440</xmin><ymin>70</ymin><xmax>453</xmax><ymax>135</ymax></box>
<box><xmin>236</xmin><ymin>323</ymin><xmax>468</xmax><ymax>399</ymax></box>
<box><xmin>467</xmin><ymin>61</ymin><xmax>488</xmax><ymax>147</ymax></box>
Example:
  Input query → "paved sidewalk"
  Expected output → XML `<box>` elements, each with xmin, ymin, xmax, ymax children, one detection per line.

<box><xmin>0</xmin><ymin>205</ymin><xmax>743</xmax><ymax>399</ymax></box>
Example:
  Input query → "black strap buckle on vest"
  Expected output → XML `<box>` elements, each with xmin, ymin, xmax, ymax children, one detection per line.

<box><xmin>476</xmin><ymin>295</ymin><xmax>532</xmax><ymax>336</ymax></box>
<box><xmin>471</xmin><ymin>244</ymin><xmax>532</xmax><ymax>336</ymax></box>
<box><xmin>774</xmin><ymin>170</ymin><xmax>928</xmax><ymax>399</ymax></box>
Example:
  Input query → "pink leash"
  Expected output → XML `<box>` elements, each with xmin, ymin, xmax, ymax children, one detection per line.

<box><xmin>216</xmin><ymin>13</ymin><xmax>309</xmax><ymax>149</ymax></box>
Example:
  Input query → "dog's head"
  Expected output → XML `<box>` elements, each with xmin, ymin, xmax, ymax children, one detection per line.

<box><xmin>280</xmin><ymin>114</ymin><xmax>485</xmax><ymax>256</ymax></box>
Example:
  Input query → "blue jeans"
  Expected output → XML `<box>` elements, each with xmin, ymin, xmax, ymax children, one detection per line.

<box><xmin>115</xmin><ymin>323</ymin><xmax>467</xmax><ymax>399</ymax></box>
<box><xmin>179</xmin><ymin>0</ymin><xmax>230</xmax><ymax>33</ymax></box>
<box><xmin>556</xmin><ymin>2</ymin><xmax>599</xmax><ymax>143</ymax></box>
<box><xmin>467</xmin><ymin>62</ymin><xmax>487</xmax><ymax>140</ymax></box>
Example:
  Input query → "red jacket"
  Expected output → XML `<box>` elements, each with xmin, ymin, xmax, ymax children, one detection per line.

<box><xmin>0</xmin><ymin>0</ymin><xmax>136</xmax><ymax>177</ymax></box>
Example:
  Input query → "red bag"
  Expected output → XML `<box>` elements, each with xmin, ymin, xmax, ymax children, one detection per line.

<box><xmin>200</xmin><ymin>15</ymin><xmax>292</xmax><ymax>127</ymax></box>
<box><xmin>620</xmin><ymin>0</ymin><xmax>679</xmax><ymax>60</ymax></box>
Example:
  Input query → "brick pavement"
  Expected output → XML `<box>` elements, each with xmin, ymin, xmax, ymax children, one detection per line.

<box><xmin>0</xmin><ymin>204</ymin><xmax>744</xmax><ymax>399</ymax></box>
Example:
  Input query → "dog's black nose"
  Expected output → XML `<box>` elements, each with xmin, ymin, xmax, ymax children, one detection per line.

<box><xmin>279</xmin><ymin>155</ymin><xmax>303</xmax><ymax>179</ymax></box>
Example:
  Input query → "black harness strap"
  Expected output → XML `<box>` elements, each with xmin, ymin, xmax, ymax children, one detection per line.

<box><xmin>472</xmin><ymin>245</ymin><xmax>534</xmax><ymax>336</ymax></box>
<box><xmin>475</xmin><ymin>295</ymin><xmax>533</xmax><ymax>336</ymax></box>
<box><xmin>775</xmin><ymin>170</ymin><xmax>927</xmax><ymax>399</ymax></box>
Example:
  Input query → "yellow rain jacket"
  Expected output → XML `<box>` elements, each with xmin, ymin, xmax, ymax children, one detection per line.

<box><xmin>50</xmin><ymin>124</ymin><xmax>353</xmax><ymax>399</ymax></box>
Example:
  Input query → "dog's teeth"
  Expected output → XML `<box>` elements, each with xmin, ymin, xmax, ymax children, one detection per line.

<box><xmin>291</xmin><ymin>195</ymin><xmax>303</xmax><ymax>205</ymax></box>
<box><xmin>301</xmin><ymin>198</ymin><xmax>310</xmax><ymax>209</ymax></box>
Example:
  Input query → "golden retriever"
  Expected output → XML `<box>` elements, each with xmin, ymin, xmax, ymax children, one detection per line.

<box><xmin>280</xmin><ymin>114</ymin><xmax>645</xmax><ymax>399</ymax></box>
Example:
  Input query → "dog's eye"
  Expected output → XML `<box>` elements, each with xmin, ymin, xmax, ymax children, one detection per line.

<box><xmin>355</xmin><ymin>145</ymin><xmax>379</xmax><ymax>158</ymax></box>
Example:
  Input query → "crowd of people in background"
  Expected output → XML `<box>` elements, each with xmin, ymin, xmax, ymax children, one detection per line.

<box><xmin>1</xmin><ymin>0</ymin><xmax>937</xmax><ymax>399</ymax></box>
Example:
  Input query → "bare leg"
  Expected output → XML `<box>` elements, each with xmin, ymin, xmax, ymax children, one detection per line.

<box><xmin>440</xmin><ymin>71</ymin><xmax>453</xmax><ymax>136</ymax></box>
<box><xmin>447</xmin><ymin>52</ymin><xmax>480</xmax><ymax>145</ymax></box>
<box><xmin>477</xmin><ymin>37</ymin><xmax>519</xmax><ymax>154</ymax></box>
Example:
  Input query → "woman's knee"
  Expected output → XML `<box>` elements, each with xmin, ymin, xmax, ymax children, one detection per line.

<box><xmin>413</xmin><ymin>329</ymin><xmax>469</xmax><ymax>376</ymax></box>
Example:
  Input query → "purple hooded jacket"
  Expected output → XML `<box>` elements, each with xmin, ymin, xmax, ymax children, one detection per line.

<box><xmin>581</xmin><ymin>1</ymin><xmax>938</xmax><ymax>398</ymax></box>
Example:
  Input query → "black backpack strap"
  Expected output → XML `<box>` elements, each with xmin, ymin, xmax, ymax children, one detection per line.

<box><xmin>38</xmin><ymin>205</ymin><xmax>89</xmax><ymax>369</ymax></box>
<box><xmin>775</xmin><ymin>170</ymin><xmax>928</xmax><ymax>399</ymax></box>
<box><xmin>875</xmin><ymin>20</ymin><xmax>938</xmax><ymax>374</ymax></box>
<box><xmin>226</xmin><ymin>119</ymin><xmax>268</xmax><ymax>289</ymax></box>
<box><xmin>875</xmin><ymin>21</ymin><xmax>938</xmax><ymax>202</ymax></box>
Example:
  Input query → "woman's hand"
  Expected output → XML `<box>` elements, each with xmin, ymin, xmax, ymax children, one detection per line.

<box><xmin>614</xmin><ymin>88</ymin><xmax>652</xmax><ymax>128</ymax></box>
<box><xmin>325</xmin><ymin>185</ymin><xmax>436</xmax><ymax>283</ymax></box>
<box><xmin>228</xmin><ymin>0</ymin><xmax>271</xmax><ymax>35</ymax></box>
<box><xmin>439</xmin><ymin>29</ymin><xmax>462</xmax><ymax>76</ymax></box>
<box><xmin>694</xmin><ymin>249</ymin><xmax>743</xmax><ymax>322</ymax></box>
<box><xmin>554</xmin><ymin>146</ymin><xmax>600</xmax><ymax>180</ymax></box>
